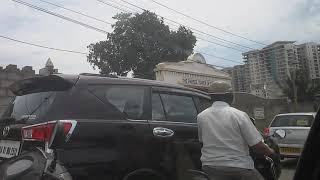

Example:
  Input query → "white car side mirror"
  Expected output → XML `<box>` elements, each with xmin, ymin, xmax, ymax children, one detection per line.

<box><xmin>274</xmin><ymin>129</ymin><xmax>286</xmax><ymax>139</ymax></box>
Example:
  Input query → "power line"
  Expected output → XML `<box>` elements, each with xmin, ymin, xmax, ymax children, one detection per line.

<box><xmin>154</xmin><ymin>19</ymin><xmax>246</xmax><ymax>52</ymax></box>
<box><xmin>188</xmin><ymin>27</ymin><xmax>252</xmax><ymax>50</ymax></box>
<box><xmin>166</xmin><ymin>19</ymin><xmax>251</xmax><ymax>51</ymax></box>
<box><xmin>36</xmin><ymin>0</ymin><xmax>112</xmax><ymax>24</ymax></box>
<box><xmin>135</xmin><ymin>16</ymin><xmax>247</xmax><ymax>52</ymax></box>
<box><xmin>117</xmin><ymin>0</ymin><xmax>255</xmax><ymax>51</ymax></box>
<box><xmin>96</xmin><ymin>0</ymin><xmax>243</xmax><ymax>64</ymax></box>
<box><xmin>164</xmin><ymin>19</ymin><xmax>254</xmax><ymax>51</ymax></box>
<box><xmin>0</xmin><ymin>34</ymin><xmax>234</xmax><ymax>68</ymax></box>
<box><xmin>0</xmin><ymin>35</ymin><xmax>233</xmax><ymax>68</ymax></box>
<box><xmin>105</xmin><ymin>0</ymin><xmax>142</xmax><ymax>13</ymax></box>
<box><xmin>0</xmin><ymin>35</ymin><xmax>87</xmax><ymax>54</ymax></box>
<box><xmin>96</xmin><ymin>0</ymin><xmax>132</xmax><ymax>13</ymax></box>
<box><xmin>150</xmin><ymin>0</ymin><xmax>267</xmax><ymax>46</ymax></box>
<box><xmin>196</xmin><ymin>36</ymin><xmax>243</xmax><ymax>52</ymax></box>
<box><xmin>195</xmin><ymin>50</ymin><xmax>243</xmax><ymax>64</ymax></box>
<box><xmin>12</xmin><ymin>0</ymin><xmax>110</xmax><ymax>34</ymax></box>
<box><xmin>99</xmin><ymin>0</ymin><xmax>251</xmax><ymax>52</ymax></box>
<box><xmin>11</xmin><ymin>0</ymin><xmax>239</xmax><ymax>66</ymax></box>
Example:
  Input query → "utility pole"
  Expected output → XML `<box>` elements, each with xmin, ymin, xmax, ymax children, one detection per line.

<box><xmin>263</xmin><ymin>83</ymin><xmax>267</xmax><ymax>99</ymax></box>
<box><xmin>289</xmin><ymin>64</ymin><xmax>298</xmax><ymax>111</ymax></box>
<box><xmin>292</xmin><ymin>69</ymin><xmax>298</xmax><ymax>111</ymax></box>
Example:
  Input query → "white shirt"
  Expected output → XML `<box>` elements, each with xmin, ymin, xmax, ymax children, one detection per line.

<box><xmin>197</xmin><ymin>101</ymin><xmax>262</xmax><ymax>169</ymax></box>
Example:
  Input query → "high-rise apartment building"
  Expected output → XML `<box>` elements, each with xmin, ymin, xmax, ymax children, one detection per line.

<box><xmin>241</xmin><ymin>41</ymin><xmax>299</xmax><ymax>98</ymax></box>
<box><xmin>231</xmin><ymin>65</ymin><xmax>248</xmax><ymax>92</ymax></box>
<box><xmin>233</xmin><ymin>41</ymin><xmax>320</xmax><ymax>99</ymax></box>
<box><xmin>297</xmin><ymin>43</ymin><xmax>320</xmax><ymax>80</ymax></box>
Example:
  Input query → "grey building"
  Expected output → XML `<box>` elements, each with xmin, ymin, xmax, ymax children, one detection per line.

<box><xmin>222</xmin><ymin>67</ymin><xmax>233</xmax><ymax>76</ymax></box>
<box><xmin>235</xmin><ymin>41</ymin><xmax>320</xmax><ymax>99</ymax></box>
<box><xmin>0</xmin><ymin>65</ymin><xmax>35</xmax><ymax>115</ymax></box>
<box><xmin>0</xmin><ymin>58</ymin><xmax>59</xmax><ymax>115</ymax></box>
<box><xmin>231</xmin><ymin>65</ymin><xmax>248</xmax><ymax>92</ymax></box>
<box><xmin>241</xmin><ymin>41</ymin><xmax>299</xmax><ymax>99</ymax></box>
<box><xmin>154</xmin><ymin>53</ymin><xmax>231</xmax><ymax>92</ymax></box>
<box><xmin>297</xmin><ymin>43</ymin><xmax>320</xmax><ymax>80</ymax></box>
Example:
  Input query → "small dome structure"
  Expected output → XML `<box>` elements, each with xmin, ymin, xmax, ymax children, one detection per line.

<box><xmin>187</xmin><ymin>53</ymin><xmax>206</xmax><ymax>64</ymax></box>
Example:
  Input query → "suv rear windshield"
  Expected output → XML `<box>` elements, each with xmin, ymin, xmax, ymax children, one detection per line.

<box><xmin>271</xmin><ymin>115</ymin><xmax>314</xmax><ymax>127</ymax></box>
<box><xmin>1</xmin><ymin>92</ymin><xmax>56</xmax><ymax>123</ymax></box>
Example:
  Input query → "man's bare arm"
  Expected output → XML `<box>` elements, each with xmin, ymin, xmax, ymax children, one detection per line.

<box><xmin>251</xmin><ymin>141</ymin><xmax>274</xmax><ymax>156</ymax></box>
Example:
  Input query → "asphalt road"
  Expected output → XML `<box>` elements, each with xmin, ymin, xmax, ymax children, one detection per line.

<box><xmin>279</xmin><ymin>159</ymin><xmax>298</xmax><ymax>180</ymax></box>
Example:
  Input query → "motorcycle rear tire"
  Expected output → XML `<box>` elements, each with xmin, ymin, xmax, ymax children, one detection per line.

<box><xmin>0</xmin><ymin>149</ymin><xmax>46</xmax><ymax>180</ymax></box>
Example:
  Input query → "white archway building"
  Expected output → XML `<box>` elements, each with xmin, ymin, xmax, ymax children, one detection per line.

<box><xmin>154</xmin><ymin>53</ymin><xmax>231</xmax><ymax>91</ymax></box>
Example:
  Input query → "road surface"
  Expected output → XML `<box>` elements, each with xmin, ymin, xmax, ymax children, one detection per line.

<box><xmin>280</xmin><ymin>159</ymin><xmax>298</xmax><ymax>180</ymax></box>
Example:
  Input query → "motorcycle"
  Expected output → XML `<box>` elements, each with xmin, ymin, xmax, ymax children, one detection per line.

<box><xmin>0</xmin><ymin>121</ymin><xmax>72</xmax><ymax>180</ymax></box>
<box><xmin>250</xmin><ymin>117</ymin><xmax>282</xmax><ymax>180</ymax></box>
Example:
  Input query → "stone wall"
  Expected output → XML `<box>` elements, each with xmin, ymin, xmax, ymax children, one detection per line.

<box><xmin>0</xmin><ymin>65</ymin><xmax>35</xmax><ymax>115</ymax></box>
<box><xmin>232</xmin><ymin>92</ymin><xmax>315</xmax><ymax>130</ymax></box>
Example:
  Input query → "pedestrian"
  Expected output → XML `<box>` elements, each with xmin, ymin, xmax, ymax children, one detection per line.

<box><xmin>197</xmin><ymin>89</ymin><xmax>280</xmax><ymax>180</ymax></box>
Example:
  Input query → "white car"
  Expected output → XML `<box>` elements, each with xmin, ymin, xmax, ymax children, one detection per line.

<box><xmin>265</xmin><ymin>112</ymin><xmax>316</xmax><ymax>158</ymax></box>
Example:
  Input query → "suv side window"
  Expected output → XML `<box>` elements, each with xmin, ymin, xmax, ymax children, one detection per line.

<box><xmin>105</xmin><ymin>86</ymin><xmax>146</xmax><ymax>120</ymax></box>
<box><xmin>152</xmin><ymin>93</ymin><xmax>166</xmax><ymax>121</ymax></box>
<box><xmin>159</xmin><ymin>93</ymin><xmax>197</xmax><ymax>123</ymax></box>
<box><xmin>199</xmin><ymin>97</ymin><xmax>212</xmax><ymax>112</ymax></box>
<box><xmin>89</xmin><ymin>85</ymin><xmax>147</xmax><ymax>120</ymax></box>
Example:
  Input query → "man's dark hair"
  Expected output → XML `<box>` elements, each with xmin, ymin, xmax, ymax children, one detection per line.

<box><xmin>210</xmin><ymin>93</ymin><xmax>234</xmax><ymax>105</ymax></box>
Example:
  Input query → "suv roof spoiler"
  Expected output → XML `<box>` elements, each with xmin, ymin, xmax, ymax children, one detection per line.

<box><xmin>9</xmin><ymin>75</ymin><xmax>77</xmax><ymax>96</ymax></box>
<box><xmin>79</xmin><ymin>73</ymin><xmax>118</xmax><ymax>78</ymax></box>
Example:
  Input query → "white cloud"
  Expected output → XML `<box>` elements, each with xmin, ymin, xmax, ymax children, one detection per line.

<box><xmin>0</xmin><ymin>0</ymin><xmax>319</xmax><ymax>73</ymax></box>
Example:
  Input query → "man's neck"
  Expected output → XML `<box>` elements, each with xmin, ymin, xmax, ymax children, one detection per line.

<box><xmin>212</xmin><ymin>101</ymin><xmax>230</xmax><ymax>107</ymax></box>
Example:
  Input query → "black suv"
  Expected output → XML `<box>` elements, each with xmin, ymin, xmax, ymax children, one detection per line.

<box><xmin>0</xmin><ymin>74</ymin><xmax>211</xmax><ymax>180</ymax></box>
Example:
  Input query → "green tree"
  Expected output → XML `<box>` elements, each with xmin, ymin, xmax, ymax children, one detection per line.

<box><xmin>278</xmin><ymin>69</ymin><xmax>320</xmax><ymax>102</ymax></box>
<box><xmin>208</xmin><ymin>82</ymin><xmax>231</xmax><ymax>93</ymax></box>
<box><xmin>87</xmin><ymin>11</ymin><xmax>196</xmax><ymax>79</ymax></box>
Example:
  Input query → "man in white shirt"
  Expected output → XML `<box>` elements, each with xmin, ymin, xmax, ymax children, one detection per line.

<box><xmin>197</xmin><ymin>92</ymin><xmax>277</xmax><ymax>180</ymax></box>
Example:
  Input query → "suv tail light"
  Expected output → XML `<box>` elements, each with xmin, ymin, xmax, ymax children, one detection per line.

<box><xmin>263</xmin><ymin>127</ymin><xmax>270</xmax><ymax>136</ymax></box>
<box><xmin>21</xmin><ymin>120</ymin><xmax>76</xmax><ymax>143</ymax></box>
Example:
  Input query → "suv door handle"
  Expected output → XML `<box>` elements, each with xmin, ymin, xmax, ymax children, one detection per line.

<box><xmin>153</xmin><ymin>127</ymin><xmax>174</xmax><ymax>138</ymax></box>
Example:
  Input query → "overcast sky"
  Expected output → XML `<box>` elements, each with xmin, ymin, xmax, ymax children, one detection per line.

<box><xmin>0</xmin><ymin>0</ymin><xmax>319</xmax><ymax>74</ymax></box>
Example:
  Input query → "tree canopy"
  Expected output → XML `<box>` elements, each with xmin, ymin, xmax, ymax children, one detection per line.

<box><xmin>87</xmin><ymin>11</ymin><xmax>197</xmax><ymax>79</ymax></box>
<box><xmin>278</xmin><ymin>69</ymin><xmax>320</xmax><ymax>102</ymax></box>
<box><xmin>208</xmin><ymin>82</ymin><xmax>231</xmax><ymax>93</ymax></box>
